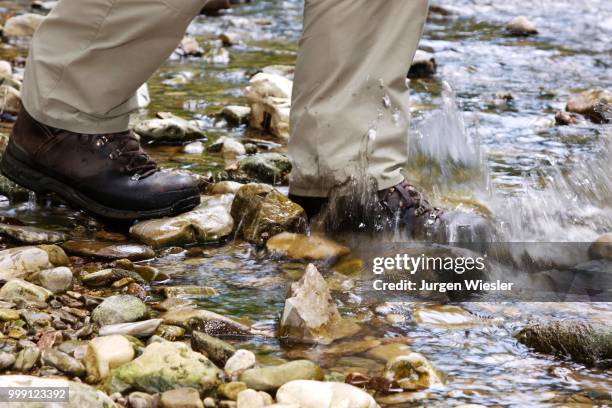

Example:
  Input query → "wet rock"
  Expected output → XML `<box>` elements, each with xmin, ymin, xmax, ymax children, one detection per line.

<box><xmin>161</xmin><ymin>387</ymin><xmax>204</xmax><ymax>408</ymax></box>
<box><xmin>221</xmin><ymin>106</ymin><xmax>251</xmax><ymax>125</ymax></box>
<box><xmin>0</xmin><ymin>279</ymin><xmax>52</xmax><ymax>303</ymax></box>
<box><xmin>92</xmin><ymin>295</ymin><xmax>147</xmax><ymax>326</ymax></box>
<box><xmin>224</xmin><ymin>349</ymin><xmax>256</xmax><ymax>378</ymax></box>
<box><xmin>82</xmin><ymin>267</ymin><xmax>145</xmax><ymax>287</ymax></box>
<box><xmin>239</xmin><ymin>360</ymin><xmax>324</xmax><ymax>392</ymax></box>
<box><xmin>14</xmin><ymin>347</ymin><xmax>40</xmax><ymax>371</ymax></box>
<box><xmin>180</xmin><ymin>36</ymin><xmax>203</xmax><ymax>56</ymax></box>
<box><xmin>266</xmin><ymin>232</ymin><xmax>350</xmax><ymax>261</ymax></box>
<box><xmin>0</xmin><ymin>375</ymin><xmax>118</xmax><ymax>407</ymax></box>
<box><xmin>209</xmin><ymin>181</ymin><xmax>243</xmax><ymax>195</ymax></box>
<box><xmin>63</xmin><ymin>240</ymin><xmax>155</xmax><ymax>261</ymax></box>
<box><xmin>236</xmin><ymin>389</ymin><xmax>272</xmax><ymax>408</ymax></box>
<box><xmin>162</xmin><ymin>286</ymin><xmax>218</xmax><ymax>298</ymax></box>
<box><xmin>155</xmin><ymin>324</ymin><xmax>185</xmax><ymax>341</ymax></box>
<box><xmin>279</xmin><ymin>264</ymin><xmax>360</xmax><ymax>344</ymax></box>
<box><xmin>0</xmin><ymin>308</ymin><xmax>20</xmax><ymax>321</ymax></box>
<box><xmin>99</xmin><ymin>319</ymin><xmax>163</xmax><ymax>338</ymax></box>
<box><xmin>219</xmin><ymin>32</ymin><xmax>242</xmax><ymax>47</ymax></box>
<box><xmin>566</xmin><ymin>89</ymin><xmax>612</xmax><ymax>124</ymax></box>
<box><xmin>191</xmin><ymin>331</ymin><xmax>236</xmax><ymax>366</ymax></box>
<box><xmin>85</xmin><ymin>335</ymin><xmax>135</xmax><ymax>381</ymax></box>
<box><xmin>209</xmin><ymin>136</ymin><xmax>246</xmax><ymax>159</ymax></box>
<box><xmin>128</xmin><ymin>391</ymin><xmax>160</xmax><ymax>408</ymax></box>
<box><xmin>589</xmin><ymin>233</ymin><xmax>612</xmax><ymax>260</ymax></box>
<box><xmin>276</xmin><ymin>380</ymin><xmax>378</xmax><ymax>408</ymax></box>
<box><xmin>506</xmin><ymin>16</ymin><xmax>538</xmax><ymax>36</ymax></box>
<box><xmin>183</xmin><ymin>140</ymin><xmax>205</xmax><ymax>154</ymax></box>
<box><xmin>134</xmin><ymin>115</ymin><xmax>205</xmax><ymax>142</ymax></box>
<box><xmin>384</xmin><ymin>353</ymin><xmax>442</xmax><ymax>390</ymax></box>
<box><xmin>231</xmin><ymin>183</ymin><xmax>306</xmax><ymax>245</ymax></box>
<box><xmin>408</xmin><ymin>50</ymin><xmax>437</xmax><ymax>79</ymax></box>
<box><xmin>106</xmin><ymin>340</ymin><xmax>221</xmax><ymax>394</ymax></box>
<box><xmin>41</xmin><ymin>348</ymin><xmax>85</xmax><ymax>377</ymax></box>
<box><xmin>0</xmin><ymin>245</ymin><xmax>69</xmax><ymax>281</ymax></box>
<box><xmin>22</xmin><ymin>310</ymin><xmax>51</xmax><ymax>328</ymax></box>
<box><xmin>233</xmin><ymin>153</ymin><xmax>292</xmax><ymax>184</ymax></box>
<box><xmin>0</xmin><ymin>223</ymin><xmax>67</xmax><ymax>244</ymax></box>
<box><xmin>516</xmin><ymin>320</ymin><xmax>612</xmax><ymax>368</ymax></box>
<box><xmin>0</xmin><ymin>351</ymin><xmax>16</xmax><ymax>369</ymax></box>
<box><xmin>555</xmin><ymin>110</ymin><xmax>578</xmax><ymax>126</ymax></box>
<box><xmin>218</xmin><ymin>381</ymin><xmax>247</xmax><ymax>400</ymax></box>
<box><xmin>245</xmin><ymin>73</ymin><xmax>291</xmax><ymax>139</ymax></box>
<box><xmin>130</xmin><ymin>195</ymin><xmax>234</xmax><ymax>248</ymax></box>
<box><xmin>162</xmin><ymin>308</ymin><xmax>253</xmax><ymax>337</ymax></box>
<box><xmin>3</xmin><ymin>13</ymin><xmax>45</xmax><ymax>37</ymax></box>
<box><xmin>366</xmin><ymin>343</ymin><xmax>413</xmax><ymax>363</ymax></box>
<box><xmin>38</xmin><ymin>266</ymin><xmax>73</xmax><ymax>293</ymax></box>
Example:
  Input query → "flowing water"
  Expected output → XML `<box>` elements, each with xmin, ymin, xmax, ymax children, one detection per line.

<box><xmin>0</xmin><ymin>0</ymin><xmax>611</xmax><ymax>406</ymax></box>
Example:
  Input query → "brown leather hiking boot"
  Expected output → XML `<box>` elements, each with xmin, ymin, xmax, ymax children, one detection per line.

<box><xmin>290</xmin><ymin>179</ymin><xmax>443</xmax><ymax>237</ymax></box>
<box><xmin>1</xmin><ymin>107</ymin><xmax>200</xmax><ymax>220</ymax></box>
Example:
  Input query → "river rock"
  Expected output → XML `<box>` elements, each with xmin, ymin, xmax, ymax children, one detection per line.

<box><xmin>0</xmin><ymin>351</ymin><xmax>16</xmax><ymax>369</ymax></box>
<box><xmin>99</xmin><ymin>319</ymin><xmax>163</xmax><ymax>338</ymax></box>
<box><xmin>0</xmin><ymin>223</ymin><xmax>67</xmax><ymax>244</ymax></box>
<box><xmin>203</xmin><ymin>47</ymin><xmax>230</xmax><ymax>64</ymax></box>
<box><xmin>566</xmin><ymin>88</ymin><xmax>612</xmax><ymax>124</ymax></box>
<box><xmin>279</xmin><ymin>264</ymin><xmax>360</xmax><ymax>344</ymax></box>
<box><xmin>209</xmin><ymin>181</ymin><xmax>243</xmax><ymax>195</ymax></box>
<box><xmin>161</xmin><ymin>387</ymin><xmax>203</xmax><ymax>408</ymax></box>
<box><xmin>38</xmin><ymin>266</ymin><xmax>73</xmax><ymax>293</ymax></box>
<box><xmin>0</xmin><ymin>245</ymin><xmax>69</xmax><ymax>281</ymax></box>
<box><xmin>506</xmin><ymin>16</ymin><xmax>538</xmax><ymax>36</ymax></box>
<box><xmin>0</xmin><ymin>85</ymin><xmax>22</xmax><ymax>116</ymax></box>
<box><xmin>3</xmin><ymin>13</ymin><xmax>45</xmax><ymax>37</ymax></box>
<box><xmin>266</xmin><ymin>232</ymin><xmax>350</xmax><ymax>261</ymax></box>
<box><xmin>191</xmin><ymin>331</ymin><xmax>236</xmax><ymax>366</ymax></box>
<box><xmin>134</xmin><ymin>116</ymin><xmax>205</xmax><ymax>142</ymax></box>
<box><xmin>383</xmin><ymin>353</ymin><xmax>442</xmax><ymax>390</ymax></box>
<box><xmin>128</xmin><ymin>392</ymin><xmax>159</xmax><ymax>408</ymax></box>
<box><xmin>218</xmin><ymin>382</ymin><xmax>247</xmax><ymax>400</ymax></box>
<box><xmin>183</xmin><ymin>141</ymin><xmax>205</xmax><ymax>154</ymax></box>
<box><xmin>231</xmin><ymin>183</ymin><xmax>306</xmax><ymax>245</ymax></box>
<box><xmin>221</xmin><ymin>105</ymin><xmax>251</xmax><ymax>125</ymax></box>
<box><xmin>130</xmin><ymin>195</ymin><xmax>234</xmax><ymax>247</ymax></box>
<box><xmin>261</xmin><ymin>65</ymin><xmax>295</xmax><ymax>80</ymax></box>
<box><xmin>239</xmin><ymin>360</ymin><xmax>324</xmax><ymax>392</ymax></box>
<box><xmin>162</xmin><ymin>286</ymin><xmax>218</xmax><ymax>298</ymax></box>
<box><xmin>245</xmin><ymin>72</ymin><xmax>291</xmax><ymax>139</ymax></box>
<box><xmin>85</xmin><ymin>335</ymin><xmax>135</xmax><ymax>381</ymax></box>
<box><xmin>233</xmin><ymin>153</ymin><xmax>292</xmax><ymax>184</ymax></box>
<box><xmin>162</xmin><ymin>308</ymin><xmax>253</xmax><ymax>337</ymax></box>
<box><xmin>236</xmin><ymin>389</ymin><xmax>271</xmax><ymax>408</ymax></box>
<box><xmin>14</xmin><ymin>347</ymin><xmax>40</xmax><ymax>371</ymax></box>
<box><xmin>408</xmin><ymin>50</ymin><xmax>437</xmax><ymax>79</ymax></box>
<box><xmin>0</xmin><ymin>375</ymin><xmax>117</xmax><ymax>407</ymax></box>
<box><xmin>366</xmin><ymin>343</ymin><xmax>413</xmax><ymax>362</ymax></box>
<box><xmin>224</xmin><ymin>349</ymin><xmax>256</xmax><ymax>378</ymax></box>
<box><xmin>589</xmin><ymin>233</ymin><xmax>612</xmax><ymax>260</ymax></box>
<box><xmin>106</xmin><ymin>340</ymin><xmax>221</xmax><ymax>394</ymax></box>
<box><xmin>92</xmin><ymin>295</ymin><xmax>147</xmax><ymax>326</ymax></box>
<box><xmin>62</xmin><ymin>240</ymin><xmax>155</xmax><ymax>261</ymax></box>
<box><xmin>41</xmin><ymin>348</ymin><xmax>85</xmax><ymax>377</ymax></box>
<box><xmin>180</xmin><ymin>36</ymin><xmax>203</xmax><ymax>56</ymax></box>
<box><xmin>516</xmin><ymin>320</ymin><xmax>612</xmax><ymax>368</ymax></box>
<box><xmin>276</xmin><ymin>380</ymin><xmax>379</xmax><ymax>408</ymax></box>
<box><xmin>209</xmin><ymin>136</ymin><xmax>246</xmax><ymax>159</ymax></box>
<box><xmin>0</xmin><ymin>279</ymin><xmax>52</xmax><ymax>303</ymax></box>
<box><xmin>0</xmin><ymin>60</ymin><xmax>12</xmax><ymax>77</ymax></box>
<box><xmin>82</xmin><ymin>268</ymin><xmax>146</xmax><ymax>287</ymax></box>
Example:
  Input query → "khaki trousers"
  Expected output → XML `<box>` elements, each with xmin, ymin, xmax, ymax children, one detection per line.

<box><xmin>22</xmin><ymin>0</ymin><xmax>429</xmax><ymax>197</ymax></box>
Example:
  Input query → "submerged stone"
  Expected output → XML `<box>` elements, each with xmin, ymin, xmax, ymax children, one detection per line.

<box><xmin>130</xmin><ymin>195</ymin><xmax>234</xmax><ymax>248</ymax></box>
<box><xmin>516</xmin><ymin>320</ymin><xmax>612</xmax><ymax>368</ymax></box>
<box><xmin>383</xmin><ymin>353</ymin><xmax>442</xmax><ymax>390</ymax></box>
<box><xmin>106</xmin><ymin>340</ymin><xmax>221</xmax><ymax>395</ymax></box>
<box><xmin>266</xmin><ymin>232</ymin><xmax>350</xmax><ymax>261</ymax></box>
<box><xmin>231</xmin><ymin>183</ymin><xmax>306</xmax><ymax>245</ymax></box>
<box><xmin>275</xmin><ymin>380</ymin><xmax>378</xmax><ymax>408</ymax></box>
<box><xmin>0</xmin><ymin>223</ymin><xmax>67</xmax><ymax>244</ymax></box>
<box><xmin>279</xmin><ymin>264</ymin><xmax>360</xmax><ymax>344</ymax></box>
<box><xmin>239</xmin><ymin>360</ymin><xmax>324</xmax><ymax>392</ymax></box>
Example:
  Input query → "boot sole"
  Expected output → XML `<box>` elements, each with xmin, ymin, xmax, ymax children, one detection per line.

<box><xmin>1</xmin><ymin>151</ymin><xmax>200</xmax><ymax>221</ymax></box>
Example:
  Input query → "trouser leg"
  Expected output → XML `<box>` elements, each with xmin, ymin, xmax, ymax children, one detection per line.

<box><xmin>288</xmin><ymin>0</ymin><xmax>429</xmax><ymax>197</ymax></box>
<box><xmin>21</xmin><ymin>0</ymin><xmax>205</xmax><ymax>134</ymax></box>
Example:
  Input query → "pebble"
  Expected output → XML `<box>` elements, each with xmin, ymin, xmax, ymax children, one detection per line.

<box><xmin>0</xmin><ymin>279</ymin><xmax>52</xmax><ymax>303</ymax></box>
<box><xmin>160</xmin><ymin>387</ymin><xmax>204</xmax><ymax>408</ymax></box>
<box><xmin>38</xmin><ymin>266</ymin><xmax>73</xmax><ymax>293</ymax></box>
<box><xmin>91</xmin><ymin>295</ymin><xmax>148</xmax><ymax>325</ymax></box>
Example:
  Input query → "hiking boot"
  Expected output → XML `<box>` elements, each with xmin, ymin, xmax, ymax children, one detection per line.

<box><xmin>1</xmin><ymin>107</ymin><xmax>200</xmax><ymax>220</ymax></box>
<box><xmin>290</xmin><ymin>179</ymin><xmax>443</xmax><ymax>237</ymax></box>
